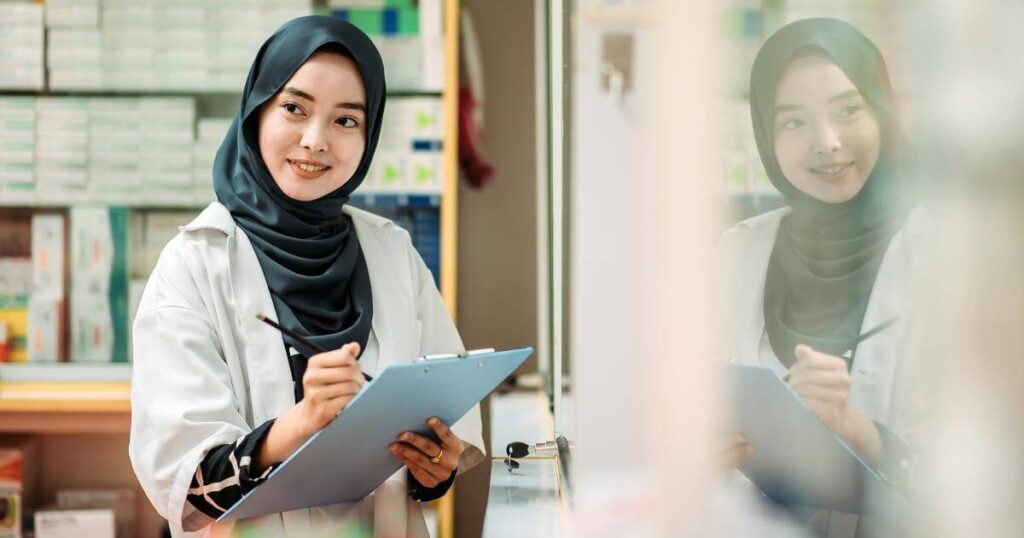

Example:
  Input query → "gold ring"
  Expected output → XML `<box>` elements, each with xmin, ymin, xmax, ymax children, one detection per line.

<box><xmin>430</xmin><ymin>449</ymin><xmax>444</xmax><ymax>465</ymax></box>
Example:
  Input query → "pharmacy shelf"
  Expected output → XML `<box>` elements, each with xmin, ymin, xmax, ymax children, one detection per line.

<box><xmin>0</xmin><ymin>89</ymin><xmax>443</xmax><ymax>98</ymax></box>
<box><xmin>0</xmin><ymin>192</ymin><xmax>443</xmax><ymax>209</ymax></box>
<box><xmin>0</xmin><ymin>409</ymin><xmax>130</xmax><ymax>434</ymax></box>
<box><xmin>0</xmin><ymin>380</ymin><xmax>131</xmax><ymax>433</ymax></box>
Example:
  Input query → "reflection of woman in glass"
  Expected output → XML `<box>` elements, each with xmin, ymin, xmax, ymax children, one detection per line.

<box><xmin>719</xmin><ymin>18</ymin><xmax>922</xmax><ymax>535</ymax></box>
<box><xmin>129</xmin><ymin>17</ymin><xmax>484</xmax><ymax>537</ymax></box>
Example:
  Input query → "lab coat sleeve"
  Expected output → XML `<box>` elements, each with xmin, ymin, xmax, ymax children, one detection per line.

<box><xmin>404</xmin><ymin>233</ymin><xmax>487</xmax><ymax>473</ymax></box>
<box><xmin>129</xmin><ymin>242</ymin><xmax>254</xmax><ymax>534</ymax></box>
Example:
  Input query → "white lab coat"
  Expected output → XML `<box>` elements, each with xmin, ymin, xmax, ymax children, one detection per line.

<box><xmin>129</xmin><ymin>202</ymin><xmax>486</xmax><ymax>538</ymax></box>
<box><xmin>718</xmin><ymin>206</ymin><xmax>929</xmax><ymax>537</ymax></box>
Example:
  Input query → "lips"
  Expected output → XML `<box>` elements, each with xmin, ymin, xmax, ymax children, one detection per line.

<box><xmin>287</xmin><ymin>159</ymin><xmax>331</xmax><ymax>179</ymax></box>
<box><xmin>809</xmin><ymin>161</ymin><xmax>853</xmax><ymax>179</ymax></box>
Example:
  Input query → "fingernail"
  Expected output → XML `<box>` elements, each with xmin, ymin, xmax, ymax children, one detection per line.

<box><xmin>429</xmin><ymin>418</ymin><xmax>438</xmax><ymax>426</ymax></box>
<box><xmin>401</xmin><ymin>433</ymin><xmax>411</xmax><ymax>441</ymax></box>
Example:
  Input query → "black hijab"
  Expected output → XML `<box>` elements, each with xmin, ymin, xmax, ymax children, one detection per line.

<box><xmin>749</xmin><ymin>18</ymin><xmax>912</xmax><ymax>367</ymax></box>
<box><xmin>213</xmin><ymin>16</ymin><xmax>385</xmax><ymax>359</ymax></box>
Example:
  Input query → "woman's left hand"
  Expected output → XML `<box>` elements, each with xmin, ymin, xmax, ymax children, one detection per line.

<box><xmin>389</xmin><ymin>417</ymin><xmax>464</xmax><ymax>488</ymax></box>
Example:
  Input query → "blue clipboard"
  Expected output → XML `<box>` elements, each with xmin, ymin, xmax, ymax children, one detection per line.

<box><xmin>218</xmin><ymin>347</ymin><xmax>532</xmax><ymax>522</ymax></box>
<box><xmin>728</xmin><ymin>364</ymin><xmax>899</xmax><ymax>514</ymax></box>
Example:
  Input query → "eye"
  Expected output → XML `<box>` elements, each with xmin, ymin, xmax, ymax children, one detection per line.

<box><xmin>839</xmin><ymin>103</ymin><xmax>863</xmax><ymax>117</ymax></box>
<box><xmin>281</xmin><ymin>102</ymin><xmax>305</xmax><ymax>116</ymax></box>
<box><xmin>780</xmin><ymin>118</ymin><xmax>805</xmax><ymax>130</ymax></box>
<box><xmin>336</xmin><ymin>116</ymin><xmax>360</xmax><ymax>128</ymax></box>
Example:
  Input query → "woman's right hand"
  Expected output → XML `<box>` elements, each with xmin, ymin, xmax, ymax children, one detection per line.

<box><xmin>255</xmin><ymin>342</ymin><xmax>365</xmax><ymax>473</ymax></box>
<box><xmin>718</xmin><ymin>433</ymin><xmax>755</xmax><ymax>471</ymax></box>
<box><xmin>296</xmin><ymin>342</ymin><xmax>366</xmax><ymax>437</ymax></box>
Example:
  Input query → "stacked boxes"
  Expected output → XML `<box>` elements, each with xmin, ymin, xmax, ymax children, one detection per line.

<box><xmin>139</xmin><ymin>98</ymin><xmax>196</xmax><ymax>206</ymax></box>
<box><xmin>0</xmin><ymin>98</ymin><xmax>36</xmax><ymax>203</ymax></box>
<box><xmin>0</xmin><ymin>258</ymin><xmax>30</xmax><ymax>363</ymax></box>
<box><xmin>69</xmin><ymin>207</ymin><xmax>128</xmax><ymax>362</ymax></box>
<box><xmin>28</xmin><ymin>97</ymin><xmax>197</xmax><ymax>205</ymax></box>
<box><xmin>193</xmin><ymin>118</ymin><xmax>233</xmax><ymax>204</ymax></box>
<box><xmin>28</xmin><ymin>214</ymin><xmax>65</xmax><ymax>362</ymax></box>
<box><xmin>88</xmin><ymin>99</ymin><xmax>140</xmax><ymax>205</ymax></box>
<box><xmin>47</xmin><ymin>0</ymin><xmax>313</xmax><ymax>92</ymax></box>
<box><xmin>331</xmin><ymin>0</ymin><xmax>443</xmax><ymax>91</ymax></box>
<box><xmin>368</xmin><ymin>97</ymin><xmax>444</xmax><ymax>194</ymax></box>
<box><xmin>45</xmin><ymin>0</ymin><xmax>100</xmax><ymax>28</ymax></box>
<box><xmin>0</xmin><ymin>437</ymin><xmax>40</xmax><ymax>538</ymax></box>
<box><xmin>0</xmin><ymin>1</ymin><xmax>45</xmax><ymax>91</ymax></box>
<box><xmin>35</xmin><ymin>99</ymin><xmax>90</xmax><ymax>204</ymax></box>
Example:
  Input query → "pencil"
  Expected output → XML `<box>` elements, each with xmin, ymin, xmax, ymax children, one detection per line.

<box><xmin>783</xmin><ymin>317</ymin><xmax>899</xmax><ymax>383</ymax></box>
<box><xmin>257</xmin><ymin>314</ymin><xmax>373</xmax><ymax>382</ymax></box>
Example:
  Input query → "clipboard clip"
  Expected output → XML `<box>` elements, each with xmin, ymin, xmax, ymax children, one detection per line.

<box><xmin>416</xmin><ymin>348</ymin><xmax>496</xmax><ymax>362</ymax></box>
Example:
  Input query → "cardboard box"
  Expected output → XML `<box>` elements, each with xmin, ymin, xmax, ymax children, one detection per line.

<box><xmin>35</xmin><ymin>509</ymin><xmax>114</xmax><ymax>538</ymax></box>
<box><xmin>69</xmin><ymin>207</ymin><xmax>128</xmax><ymax>362</ymax></box>
<box><xmin>27</xmin><ymin>295</ymin><xmax>62</xmax><ymax>362</ymax></box>
<box><xmin>0</xmin><ymin>2</ymin><xmax>43</xmax><ymax>27</ymax></box>
<box><xmin>45</xmin><ymin>3</ymin><xmax>101</xmax><ymax>29</ymax></box>
<box><xmin>0</xmin><ymin>436</ymin><xmax>40</xmax><ymax>515</ymax></box>
<box><xmin>30</xmin><ymin>214</ymin><xmax>65</xmax><ymax>297</ymax></box>
<box><xmin>56</xmin><ymin>489</ymin><xmax>135</xmax><ymax>538</ymax></box>
<box><xmin>0</xmin><ymin>489</ymin><xmax>18</xmax><ymax>538</ymax></box>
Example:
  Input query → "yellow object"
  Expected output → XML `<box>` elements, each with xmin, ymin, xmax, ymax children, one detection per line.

<box><xmin>0</xmin><ymin>308</ymin><xmax>28</xmax><ymax>363</ymax></box>
<box><xmin>437</xmin><ymin>1</ymin><xmax>460</xmax><ymax>535</ymax></box>
<box><xmin>0</xmin><ymin>381</ymin><xmax>131</xmax><ymax>412</ymax></box>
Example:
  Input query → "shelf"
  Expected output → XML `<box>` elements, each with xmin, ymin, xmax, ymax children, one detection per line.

<box><xmin>0</xmin><ymin>381</ymin><xmax>131</xmax><ymax>414</ymax></box>
<box><xmin>0</xmin><ymin>409</ymin><xmax>130</xmax><ymax>434</ymax></box>
<box><xmin>0</xmin><ymin>89</ymin><xmax>443</xmax><ymax>98</ymax></box>
<box><xmin>0</xmin><ymin>191</ymin><xmax>444</xmax><ymax>209</ymax></box>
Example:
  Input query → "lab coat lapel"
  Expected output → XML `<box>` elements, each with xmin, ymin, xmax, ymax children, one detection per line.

<box><xmin>847</xmin><ymin>208</ymin><xmax>926</xmax><ymax>424</ymax></box>
<box><xmin>348</xmin><ymin>209</ymin><xmax>414</xmax><ymax>372</ymax></box>
<box><xmin>229</xmin><ymin>227</ymin><xmax>296</xmax><ymax>423</ymax></box>
<box><xmin>736</xmin><ymin>214</ymin><xmax>784</xmax><ymax>364</ymax></box>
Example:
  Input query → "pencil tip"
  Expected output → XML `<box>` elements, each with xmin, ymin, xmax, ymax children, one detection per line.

<box><xmin>256</xmin><ymin>313</ymin><xmax>266</xmax><ymax>321</ymax></box>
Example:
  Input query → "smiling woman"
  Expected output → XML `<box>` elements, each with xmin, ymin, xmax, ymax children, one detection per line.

<box><xmin>128</xmin><ymin>16</ymin><xmax>485</xmax><ymax>538</ymax></box>
<box><xmin>717</xmin><ymin>17</ymin><xmax>923</xmax><ymax>538</ymax></box>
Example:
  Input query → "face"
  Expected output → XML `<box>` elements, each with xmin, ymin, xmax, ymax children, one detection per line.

<box><xmin>773</xmin><ymin>54</ymin><xmax>881</xmax><ymax>204</ymax></box>
<box><xmin>258</xmin><ymin>51</ymin><xmax>367</xmax><ymax>202</ymax></box>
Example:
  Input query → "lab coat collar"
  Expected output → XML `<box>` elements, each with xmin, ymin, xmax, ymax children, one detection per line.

<box><xmin>180</xmin><ymin>201</ymin><xmax>395</xmax><ymax>236</ymax></box>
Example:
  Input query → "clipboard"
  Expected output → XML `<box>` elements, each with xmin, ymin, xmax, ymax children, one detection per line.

<box><xmin>217</xmin><ymin>347</ymin><xmax>532</xmax><ymax>522</ymax></box>
<box><xmin>728</xmin><ymin>363</ymin><xmax>899</xmax><ymax>514</ymax></box>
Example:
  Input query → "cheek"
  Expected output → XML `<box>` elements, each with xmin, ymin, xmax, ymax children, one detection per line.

<box><xmin>773</xmin><ymin>135</ymin><xmax>806</xmax><ymax>175</ymax></box>
<box><xmin>849</xmin><ymin>123</ymin><xmax>882</xmax><ymax>174</ymax></box>
<box><xmin>259</xmin><ymin>117</ymin><xmax>292</xmax><ymax>162</ymax></box>
<box><xmin>336</xmin><ymin>135</ymin><xmax>366</xmax><ymax>167</ymax></box>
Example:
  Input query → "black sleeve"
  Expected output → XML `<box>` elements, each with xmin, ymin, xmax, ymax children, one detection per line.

<box><xmin>873</xmin><ymin>421</ymin><xmax>913</xmax><ymax>490</ymax></box>
<box><xmin>408</xmin><ymin>469</ymin><xmax>458</xmax><ymax>502</ymax></box>
<box><xmin>185</xmin><ymin>419</ymin><xmax>278</xmax><ymax>519</ymax></box>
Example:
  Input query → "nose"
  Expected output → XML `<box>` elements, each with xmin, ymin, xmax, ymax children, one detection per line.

<box><xmin>813</xmin><ymin>121</ymin><xmax>842</xmax><ymax>155</ymax></box>
<box><xmin>300</xmin><ymin>123</ymin><xmax>328</xmax><ymax>153</ymax></box>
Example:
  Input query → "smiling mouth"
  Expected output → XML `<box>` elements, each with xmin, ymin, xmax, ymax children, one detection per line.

<box><xmin>809</xmin><ymin>161</ymin><xmax>853</xmax><ymax>178</ymax></box>
<box><xmin>288</xmin><ymin>159</ymin><xmax>331</xmax><ymax>178</ymax></box>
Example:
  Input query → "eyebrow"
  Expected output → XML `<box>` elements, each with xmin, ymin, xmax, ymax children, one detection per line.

<box><xmin>282</xmin><ymin>86</ymin><xmax>366</xmax><ymax>113</ymax></box>
<box><xmin>774</xmin><ymin>89</ymin><xmax>864</xmax><ymax>114</ymax></box>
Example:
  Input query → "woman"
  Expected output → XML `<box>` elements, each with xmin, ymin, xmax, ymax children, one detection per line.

<box><xmin>129</xmin><ymin>16</ymin><xmax>484</xmax><ymax>537</ymax></box>
<box><xmin>719</xmin><ymin>18</ymin><xmax>925</xmax><ymax>536</ymax></box>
